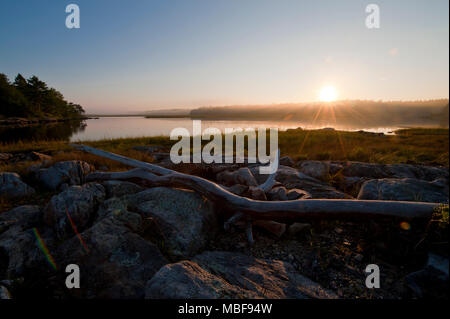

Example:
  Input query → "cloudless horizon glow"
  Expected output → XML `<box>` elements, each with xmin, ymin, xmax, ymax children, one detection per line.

<box><xmin>0</xmin><ymin>0</ymin><xmax>448</xmax><ymax>114</ymax></box>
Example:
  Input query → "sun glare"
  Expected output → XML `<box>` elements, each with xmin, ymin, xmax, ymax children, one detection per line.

<box><xmin>319</xmin><ymin>86</ymin><xmax>338</xmax><ymax>102</ymax></box>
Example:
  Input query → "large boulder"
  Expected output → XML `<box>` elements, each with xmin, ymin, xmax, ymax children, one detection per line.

<box><xmin>0</xmin><ymin>225</ymin><xmax>55</xmax><ymax>278</ymax></box>
<box><xmin>35</xmin><ymin>160</ymin><xmax>92</xmax><ymax>190</ymax></box>
<box><xmin>251</xmin><ymin>165</ymin><xmax>349</xmax><ymax>199</ymax></box>
<box><xmin>0</xmin><ymin>172</ymin><xmax>35</xmax><ymax>199</ymax></box>
<box><xmin>386</xmin><ymin>164</ymin><xmax>449</xmax><ymax>181</ymax></box>
<box><xmin>341</xmin><ymin>162</ymin><xmax>449</xmax><ymax>182</ymax></box>
<box><xmin>0</xmin><ymin>206</ymin><xmax>51</xmax><ymax>279</ymax></box>
<box><xmin>0</xmin><ymin>205</ymin><xmax>41</xmax><ymax>235</ymax></box>
<box><xmin>341</xmin><ymin>162</ymin><xmax>388</xmax><ymax>179</ymax></box>
<box><xmin>44</xmin><ymin>183</ymin><xmax>106</xmax><ymax>240</ymax></box>
<box><xmin>298</xmin><ymin>161</ymin><xmax>330</xmax><ymax>180</ymax></box>
<box><xmin>127</xmin><ymin>187</ymin><xmax>218</xmax><ymax>258</ymax></box>
<box><xmin>57</xmin><ymin>209</ymin><xmax>168</xmax><ymax>298</ymax></box>
<box><xmin>357</xmin><ymin>178</ymin><xmax>449</xmax><ymax>203</ymax></box>
<box><xmin>145</xmin><ymin>251</ymin><xmax>337</xmax><ymax>299</ymax></box>
<box><xmin>102</xmin><ymin>180</ymin><xmax>144</xmax><ymax>198</ymax></box>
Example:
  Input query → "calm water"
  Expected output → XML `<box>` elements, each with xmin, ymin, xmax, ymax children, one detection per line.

<box><xmin>0</xmin><ymin>117</ymin><xmax>405</xmax><ymax>143</ymax></box>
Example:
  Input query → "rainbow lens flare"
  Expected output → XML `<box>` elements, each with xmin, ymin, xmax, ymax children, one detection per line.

<box><xmin>32</xmin><ymin>227</ymin><xmax>58</xmax><ymax>271</ymax></box>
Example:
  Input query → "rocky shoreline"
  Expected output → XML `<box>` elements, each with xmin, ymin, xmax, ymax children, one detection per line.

<box><xmin>0</xmin><ymin>148</ymin><xmax>448</xmax><ymax>299</ymax></box>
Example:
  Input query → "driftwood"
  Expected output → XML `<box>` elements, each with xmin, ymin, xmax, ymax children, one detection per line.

<box><xmin>71</xmin><ymin>144</ymin><xmax>440</xmax><ymax>242</ymax></box>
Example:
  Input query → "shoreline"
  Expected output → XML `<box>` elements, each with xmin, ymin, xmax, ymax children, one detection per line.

<box><xmin>0</xmin><ymin>116</ymin><xmax>95</xmax><ymax>128</ymax></box>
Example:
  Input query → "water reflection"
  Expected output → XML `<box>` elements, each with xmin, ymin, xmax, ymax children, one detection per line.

<box><xmin>0</xmin><ymin>117</ymin><xmax>440</xmax><ymax>143</ymax></box>
<box><xmin>0</xmin><ymin>120</ymin><xmax>86</xmax><ymax>143</ymax></box>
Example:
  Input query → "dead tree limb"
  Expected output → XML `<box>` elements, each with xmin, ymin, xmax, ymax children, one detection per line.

<box><xmin>85</xmin><ymin>167</ymin><xmax>439</xmax><ymax>222</ymax></box>
<box><xmin>71</xmin><ymin>143</ymin><xmax>442</xmax><ymax>244</ymax></box>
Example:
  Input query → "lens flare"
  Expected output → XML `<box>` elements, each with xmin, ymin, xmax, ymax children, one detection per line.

<box><xmin>399</xmin><ymin>221</ymin><xmax>411</xmax><ymax>231</ymax></box>
<box><xmin>33</xmin><ymin>227</ymin><xmax>58</xmax><ymax>271</ymax></box>
<box><xmin>66</xmin><ymin>208</ymin><xmax>90</xmax><ymax>253</ymax></box>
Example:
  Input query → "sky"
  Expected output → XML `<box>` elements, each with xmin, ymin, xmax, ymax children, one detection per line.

<box><xmin>0</xmin><ymin>0</ymin><xmax>448</xmax><ymax>114</ymax></box>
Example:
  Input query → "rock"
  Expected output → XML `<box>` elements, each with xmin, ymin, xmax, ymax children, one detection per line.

<box><xmin>336</xmin><ymin>176</ymin><xmax>365</xmax><ymax>194</ymax></box>
<box><xmin>145</xmin><ymin>251</ymin><xmax>337</xmax><ymax>299</ymax></box>
<box><xmin>35</xmin><ymin>160</ymin><xmax>92</xmax><ymax>190</ymax></box>
<box><xmin>226</xmin><ymin>184</ymin><xmax>248</xmax><ymax>196</ymax></box>
<box><xmin>102</xmin><ymin>180</ymin><xmax>144</xmax><ymax>198</ymax></box>
<box><xmin>129</xmin><ymin>187</ymin><xmax>218</xmax><ymax>258</ymax></box>
<box><xmin>57</xmin><ymin>209</ymin><xmax>168</xmax><ymax>298</ymax></box>
<box><xmin>267</xmin><ymin>186</ymin><xmax>288</xmax><ymax>201</ymax></box>
<box><xmin>287</xmin><ymin>188</ymin><xmax>311</xmax><ymax>200</ymax></box>
<box><xmin>247</xmin><ymin>186</ymin><xmax>267</xmax><ymax>200</ymax></box>
<box><xmin>253</xmin><ymin>220</ymin><xmax>286</xmax><ymax>237</ymax></box>
<box><xmin>145</xmin><ymin>260</ymin><xmax>244</xmax><ymax>299</ymax></box>
<box><xmin>216</xmin><ymin>167</ymin><xmax>258</xmax><ymax>187</ymax></box>
<box><xmin>298</xmin><ymin>161</ymin><xmax>330</xmax><ymax>180</ymax></box>
<box><xmin>0</xmin><ymin>285</ymin><xmax>12</xmax><ymax>299</ymax></box>
<box><xmin>279</xmin><ymin>156</ymin><xmax>294</xmax><ymax>167</ymax></box>
<box><xmin>44</xmin><ymin>183</ymin><xmax>106</xmax><ymax>240</ymax></box>
<box><xmin>0</xmin><ymin>205</ymin><xmax>41</xmax><ymax>234</ymax></box>
<box><xmin>386</xmin><ymin>164</ymin><xmax>449</xmax><ymax>181</ymax></box>
<box><xmin>0</xmin><ymin>172</ymin><xmax>35</xmax><ymax>199</ymax></box>
<box><xmin>357</xmin><ymin>178</ymin><xmax>448</xmax><ymax>203</ymax></box>
<box><xmin>341</xmin><ymin>162</ymin><xmax>389</xmax><ymax>179</ymax></box>
<box><xmin>341</xmin><ymin>162</ymin><xmax>449</xmax><ymax>182</ymax></box>
<box><xmin>0</xmin><ymin>226</ymin><xmax>55</xmax><ymax>278</ymax></box>
<box><xmin>329</xmin><ymin>163</ymin><xmax>344</xmax><ymax>175</ymax></box>
<box><xmin>287</xmin><ymin>223</ymin><xmax>311</xmax><ymax>236</ymax></box>
<box><xmin>406</xmin><ymin>253</ymin><xmax>449</xmax><ymax>298</ymax></box>
<box><xmin>251</xmin><ymin>165</ymin><xmax>349</xmax><ymax>199</ymax></box>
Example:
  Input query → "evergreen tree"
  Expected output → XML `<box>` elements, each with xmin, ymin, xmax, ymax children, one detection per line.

<box><xmin>0</xmin><ymin>73</ymin><xmax>85</xmax><ymax>119</ymax></box>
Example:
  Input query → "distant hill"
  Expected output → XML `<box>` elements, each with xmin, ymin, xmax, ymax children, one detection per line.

<box><xmin>183</xmin><ymin>99</ymin><xmax>449</xmax><ymax>128</ymax></box>
<box><xmin>144</xmin><ymin>108</ymin><xmax>191</xmax><ymax>118</ymax></box>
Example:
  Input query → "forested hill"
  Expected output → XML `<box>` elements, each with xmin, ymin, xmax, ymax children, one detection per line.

<box><xmin>189</xmin><ymin>100</ymin><xmax>450</xmax><ymax>128</ymax></box>
<box><xmin>0</xmin><ymin>73</ymin><xmax>85</xmax><ymax>119</ymax></box>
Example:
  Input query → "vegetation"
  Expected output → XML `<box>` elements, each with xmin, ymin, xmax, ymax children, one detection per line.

<box><xmin>0</xmin><ymin>127</ymin><xmax>448</xmax><ymax>213</ymax></box>
<box><xmin>0</xmin><ymin>73</ymin><xmax>85</xmax><ymax>119</ymax></box>
<box><xmin>1</xmin><ymin>127</ymin><xmax>448</xmax><ymax>171</ymax></box>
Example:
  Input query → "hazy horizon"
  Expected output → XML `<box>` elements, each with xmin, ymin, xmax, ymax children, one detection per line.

<box><xmin>1</xmin><ymin>0</ymin><xmax>449</xmax><ymax>114</ymax></box>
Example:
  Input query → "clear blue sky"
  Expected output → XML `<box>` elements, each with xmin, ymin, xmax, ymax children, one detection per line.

<box><xmin>0</xmin><ymin>0</ymin><xmax>448</xmax><ymax>114</ymax></box>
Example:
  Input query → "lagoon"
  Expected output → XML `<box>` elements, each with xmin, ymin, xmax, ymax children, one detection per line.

<box><xmin>0</xmin><ymin>116</ymin><xmax>413</xmax><ymax>143</ymax></box>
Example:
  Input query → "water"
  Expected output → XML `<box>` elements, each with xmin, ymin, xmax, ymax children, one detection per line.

<box><xmin>0</xmin><ymin>116</ymin><xmax>407</xmax><ymax>143</ymax></box>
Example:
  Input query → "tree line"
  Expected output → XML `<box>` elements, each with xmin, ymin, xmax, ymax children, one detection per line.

<box><xmin>0</xmin><ymin>73</ymin><xmax>85</xmax><ymax>119</ymax></box>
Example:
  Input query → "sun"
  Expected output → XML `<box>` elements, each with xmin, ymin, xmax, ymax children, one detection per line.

<box><xmin>319</xmin><ymin>86</ymin><xmax>338</xmax><ymax>102</ymax></box>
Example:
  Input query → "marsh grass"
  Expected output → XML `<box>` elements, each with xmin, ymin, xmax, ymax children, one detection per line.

<box><xmin>0</xmin><ymin>128</ymin><xmax>448</xmax><ymax>175</ymax></box>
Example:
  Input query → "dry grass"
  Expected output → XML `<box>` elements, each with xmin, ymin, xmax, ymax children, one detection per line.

<box><xmin>0</xmin><ymin>128</ymin><xmax>448</xmax><ymax>174</ymax></box>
